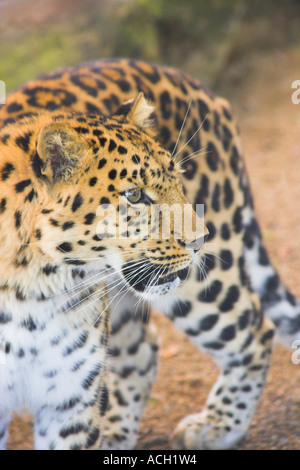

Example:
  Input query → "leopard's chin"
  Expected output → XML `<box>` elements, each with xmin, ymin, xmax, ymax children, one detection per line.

<box><xmin>139</xmin><ymin>277</ymin><xmax>182</xmax><ymax>301</ymax></box>
<box><xmin>121</xmin><ymin>260</ymin><xmax>190</xmax><ymax>299</ymax></box>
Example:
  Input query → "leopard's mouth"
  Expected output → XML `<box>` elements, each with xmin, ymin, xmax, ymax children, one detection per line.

<box><xmin>122</xmin><ymin>259</ymin><xmax>189</xmax><ymax>294</ymax></box>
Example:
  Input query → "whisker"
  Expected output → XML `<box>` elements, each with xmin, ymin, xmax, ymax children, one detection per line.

<box><xmin>179</xmin><ymin>146</ymin><xmax>209</xmax><ymax>166</ymax></box>
<box><xmin>92</xmin><ymin>261</ymin><xmax>155</xmax><ymax>325</ymax></box>
<box><xmin>171</xmin><ymin>99</ymin><xmax>192</xmax><ymax>157</ymax></box>
<box><xmin>173</xmin><ymin>113</ymin><xmax>208</xmax><ymax>161</ymax></box>
<box><xmin>42</xmin><ymin>249</ymin><xmax>147</xmax><ymax>300</ymax></box>
<box><xmin>202</xmin><ymin>249</ymin><xmax>225</xmax><ymax>263</ymax></box>
<box><xmin>60</xmin><ymin>256</ymin><xmax>148</xmax><ymax>310</ymax></box>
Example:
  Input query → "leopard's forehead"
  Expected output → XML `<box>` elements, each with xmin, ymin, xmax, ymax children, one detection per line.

<box><xmin>0</xmin><ymin>111</ymin><xmax>179</xmax><ymax>184</ymax></box>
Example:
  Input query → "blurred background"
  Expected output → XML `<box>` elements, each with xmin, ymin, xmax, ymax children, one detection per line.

<box><xmin>0</xmin><ymin>0</ymin><xmax>299</xmax><ymax>96</ymax></box>
<box><xmin>2</xmin><ymin>0</ymin><xmax>300</xmax><ymax>450</ymax></box>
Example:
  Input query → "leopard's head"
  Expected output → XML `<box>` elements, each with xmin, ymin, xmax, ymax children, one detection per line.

<box><xmin>0</xmin><ymin>94</ymin><xmax>207</xmax><ymax>300</ymax></box>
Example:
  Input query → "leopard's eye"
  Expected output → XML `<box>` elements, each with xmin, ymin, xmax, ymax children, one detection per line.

<box><xmin>125</xmin><ymin>189</ymin><xmax>143</xmax><ymax>204</ymax></box>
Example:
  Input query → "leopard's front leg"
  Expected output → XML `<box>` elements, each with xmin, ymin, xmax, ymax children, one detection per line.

<box><xmin>31</xmin><ymin>293</ymin><xmax>110</xmax><ymax>450</ymax></box>
<box><xmin>165</xmin><ymin>282</ymin><xmax>275</xmax><ymax>450</ymax></box>
<box><xmin>102</xmin><ymin>287</ymin><xmax>159</xmax><ymax>450</ymax></box>
<box><xmin>0</xmin><ymin>413</ymin><xmax>10</xmax><ymax>451</ymax></box>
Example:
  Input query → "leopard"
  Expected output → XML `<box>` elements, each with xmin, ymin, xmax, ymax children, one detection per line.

<box><xmin>0</xmin><ymin>58</ymin><xmax>299</xmax><ymax>451</ymax></box>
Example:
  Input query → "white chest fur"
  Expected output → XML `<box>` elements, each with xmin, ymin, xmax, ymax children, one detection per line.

<box><xmin>0</xmin><ymin>282</ymin><xmax>107</xmax><ymax>418</ymax></box>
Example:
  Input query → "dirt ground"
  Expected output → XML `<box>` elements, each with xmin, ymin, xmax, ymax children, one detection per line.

<box><xmin>5</xmin><ymin>43</ymin><xmax>300</xmax><ymax>452</ymax></box>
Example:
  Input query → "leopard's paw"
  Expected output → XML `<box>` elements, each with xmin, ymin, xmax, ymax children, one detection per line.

<box><xmin>171</xmin><ymin>410</ymin><xmax>246</xmax><ymax>450</ymax></box>
<box><xmin>101</xmin><ymin>435</ymin><xmax>137</xmax><ymax>450</ymax></box>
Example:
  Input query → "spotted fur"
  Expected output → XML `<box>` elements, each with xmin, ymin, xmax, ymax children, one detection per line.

<box><xmin>0</xmin><ymin>59</ymin><xmax>298</xmax><ymax>450</ymax></box>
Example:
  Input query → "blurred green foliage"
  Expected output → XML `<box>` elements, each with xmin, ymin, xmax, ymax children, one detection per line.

<box><xmin>107</xmin><ymin>0</ymin><xmax>300</xmax><ymax>86</ymax></box>
<box><xmin>1</xmin><ymin>0</ymin><xmax>300</xmax><ymax>93</ymax></box>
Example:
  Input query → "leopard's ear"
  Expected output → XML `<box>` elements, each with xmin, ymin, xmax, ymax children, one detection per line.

<box><xmin>36</xmin><ymin>122</ymin><xmax>89</xmax><ymax>184</ymax></box>
<box><xmin>114</xmin><ymin>92</ymin><xmax>154</xmax><ymax>128</ymax></box>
